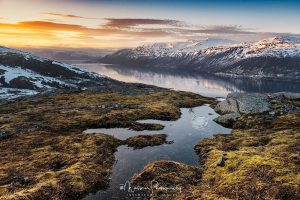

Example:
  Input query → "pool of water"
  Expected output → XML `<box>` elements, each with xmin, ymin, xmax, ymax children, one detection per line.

<box><xmin>83</xmin><ymin>105</ymin><xmax>231</xmax><ymax>199</ymax></box>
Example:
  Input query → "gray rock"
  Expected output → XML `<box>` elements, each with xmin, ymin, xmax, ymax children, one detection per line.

<box><xmin>270</xmin><ymin>92</ymin><xmax>300</xmax><ymax>100</ymax></box>
<box><xmin>216</xmin><ymin>154</ymin><xmax>228</xmax><ymax>167</ymax></box>
<box><xmin>215</xmin><ymin>93</ymin><xmax>272</xmax><ymax>114</ymax></box>
<box><xmin>280</xmin><ymin>92</ymin><xmax>300</xmax><ymax>100</ymax></box>
<box><xmin>214</xmin><ymin>97</ymin><xmax>239</xmax><ymax>114</ymax></box>
<box><xmin>214</xmin><ymin>112</ymin><xmax>241</xmax><ymax>127</ymax></box>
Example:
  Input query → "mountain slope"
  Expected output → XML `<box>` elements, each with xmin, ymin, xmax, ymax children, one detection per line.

<box><xmin>101</xmin><ymin>37</ymin><xmax>300</xmax><ymax>79</ymax></box>
<box><xmin>0</xmin><ymin>46</ymin><xmax>151</xmax><ymax>100</ymax></box>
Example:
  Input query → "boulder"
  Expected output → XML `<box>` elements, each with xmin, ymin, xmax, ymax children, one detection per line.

<box><xmin>214</xmin><ymin>97</ymin><xmax>239</xmax><ymax>114</ymax></box>
<box><xmin>215</xmin><ymin>93</ymin><xmax>272</xmax><ymax>114</ymax></box>
<box><xmin>214</xmin><ymin>112</ymin><xmax>241</xmax><ymax>127</ymax></box>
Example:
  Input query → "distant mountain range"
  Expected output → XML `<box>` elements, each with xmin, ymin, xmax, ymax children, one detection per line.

<box><xmin>101</xmin><ymin>36</ymin><xmax>300</xmax><ymax>80</ymax></box>
<box><xmin>21</xmin><ymin>47</ymin><xmax>115</xmax><ymax>62</ymax></box>
<box><xmin>0</xmin><ymin>46</ymin><xmax>141</xmax><ymax>100</ymax></box>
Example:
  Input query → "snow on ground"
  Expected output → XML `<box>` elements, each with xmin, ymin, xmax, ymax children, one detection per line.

<box><xmin>0</xmin><ymin>46</ymin><xmax>105</xmax><ymax>79</ymax></box>
<box><xmin>0</xmin><ymin>65</ymin><xmax>74</xmax><ymax>89</ymax></box>
<box><xmin>0</xmin><ymin>87</ymin><xmax>38</xmax><ymax>100</ymax></box>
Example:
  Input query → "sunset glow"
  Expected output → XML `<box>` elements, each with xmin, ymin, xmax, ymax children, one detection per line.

<box><xmin>0</xmin><ymin>0</ymin><xmax>300</xmax><ymax>48</ymax></box>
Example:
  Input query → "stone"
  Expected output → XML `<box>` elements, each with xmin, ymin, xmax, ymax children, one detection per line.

<box><xmin>215</xmin><ymin>93</ymin><xmax>272</xmax><ymax>115</ymax></box>
<box><xmin>214</xmin><ymin>97</ymin><xmax>239</xmax><ymax>114</ymax></box>
<box><xmin>214</xmin><ymin>112</ymin><xmax>241</xmax><ymax>127</ymax></box>
<box><xmin>217</xmin><ymin>155</ymin><xmax>227</xmax><ymax>167</ymax></box>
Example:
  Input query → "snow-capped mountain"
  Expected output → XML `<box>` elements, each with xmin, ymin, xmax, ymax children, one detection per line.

<box><xmin>0</xmin><ymin>46</ymin><xmax>112</xmax><ymax>100</ymax></box>
<box><xmin>101</xmin><ymin>36</ymin><xmax>300</xmax><ymax>79</ymax></box>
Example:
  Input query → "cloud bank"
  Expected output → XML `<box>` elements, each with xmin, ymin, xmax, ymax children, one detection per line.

<box><xmin>0</xmin><ymin>17</ymin><xmax>297</xmax><ymax>48</ymax></box>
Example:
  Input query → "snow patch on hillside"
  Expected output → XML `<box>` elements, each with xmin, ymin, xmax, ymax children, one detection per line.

<box><xmin>0</xmin><ymin>65</ymin><xmax>73</xmax><ymax>89</ymax></box>
<box><xmin>0</xmin><ymin>87</ymin><xmax>38</xmax><ymax>100</ymax></box>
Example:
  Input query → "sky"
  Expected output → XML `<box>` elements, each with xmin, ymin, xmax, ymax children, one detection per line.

<box><xmin>0</xmin><ymin>0</ymin><xmax>300</xmax><ymax>49</ymax></box>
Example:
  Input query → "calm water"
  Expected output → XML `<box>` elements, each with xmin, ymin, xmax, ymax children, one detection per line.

<box><xmin>76</xmin><ymin>63</ymin><xmax>300</xmax><ymax>98</ymax></box>
<box><xmin>76</xmin><ymin>62</ymin><xmax>298</xmax><ymax>199</ymax></box>
<box><xmin>83</xmin><ymin>106</ymin><xmax>231</xmax><ymax>199</ymax></box>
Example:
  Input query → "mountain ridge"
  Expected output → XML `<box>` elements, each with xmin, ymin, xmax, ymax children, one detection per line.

<box><xmin>0</xmin><ymin>46</ymin><xmax>164</xmax><ymax>100</ymax></box>
<box><xmin>101</xmin><ymin>36</ymin><xmax>300</xmax><ymax>80</ymax></box>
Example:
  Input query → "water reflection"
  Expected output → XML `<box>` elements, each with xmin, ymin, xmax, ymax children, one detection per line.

<box><xmin>76</xmin><ymin>63</ymin><xmax>300</xmax><ymax>97</ymax></box>
<box><xmin>83</xmin><ymin>106</ymin><xmax>231</xmax><ymax>200</ymax></box>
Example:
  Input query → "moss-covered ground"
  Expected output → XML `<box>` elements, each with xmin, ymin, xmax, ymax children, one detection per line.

<box><xmin>0</xmin><ymin>90</ymin><xmax>213</xmax><ymax>200</ymax></box>
<box><xmin>133</xmin><ymin>99</ymin><xmax>300</xmax><ymax>200</ymax></box>
<box><xmin>125</xmin><ymin>134</ymin><xmax>170</xmax><ymax>149</ymax></box>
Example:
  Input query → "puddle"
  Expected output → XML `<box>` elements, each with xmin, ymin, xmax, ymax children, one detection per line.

<box><xmin>83</xmin><ymin>105</ymin><xmax>231</xmax><ymax>199</ymax></box>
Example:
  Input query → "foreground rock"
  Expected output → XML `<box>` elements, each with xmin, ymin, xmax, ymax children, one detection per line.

<box><xmin>214</xmin><ymin>92</ymin><xmax>300</xmax><ymax>127</ymax></box>
<box><xmin>214</xmin><ymin>92</ymin><xmax>272</xmax><ymax>114</ymax></box>
<box><xmin>213</xmin><ymin>112</ymin><xmax>241</xmax><ymax>127</ymax></box>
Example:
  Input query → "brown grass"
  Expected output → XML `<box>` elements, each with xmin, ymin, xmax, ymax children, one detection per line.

<box><xmin>125</xmin><ymin>134</ymin><xmax>169</xmax><ymax>149</ymax></box>
<box><xmin>0</xmin><ymin>91</ymin><xmax>213</xmax><ymax>200</ymax></box>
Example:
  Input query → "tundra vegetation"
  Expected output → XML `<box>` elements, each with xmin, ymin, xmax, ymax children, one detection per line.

<box><xmin>0</xmin><ymin>90</ymin><xmax>213</xmax><ymax>200</ymax></box>
<box><xmin>133</xmin><ymin>96</ymin><xmax>300</xmax><ymax>200</ymax></box>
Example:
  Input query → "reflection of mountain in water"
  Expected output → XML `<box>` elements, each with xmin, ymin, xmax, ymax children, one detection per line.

<box><xmin>79</xmin><ymin>63</ymin><xmax>300</xmax><ymax>97</ymax></box>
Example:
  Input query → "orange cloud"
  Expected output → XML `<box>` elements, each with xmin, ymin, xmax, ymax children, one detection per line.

<box><xmin>0</xmin><ymin>19</ymin><xmax>272</xmax><ymax>48</ymax></box>
<box><xmin>0</xmin><ymin>20</ymin><xmax>175</xmax><ymax>48</ymax></box>
<box><xmin>0</xmin><ymin>20</ymin><xmax>175</xmax><ymax>38</ymax></box>
<box><xmin>104</xmin><ymin>18</ymin><xmax>185</xmax><ymax>28</ymax></box>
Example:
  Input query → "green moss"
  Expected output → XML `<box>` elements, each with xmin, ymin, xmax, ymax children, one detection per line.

<box><xmin>192</xmin><ymin>111</ymin><xmax>300</xmax><ymax>200</ymax></box>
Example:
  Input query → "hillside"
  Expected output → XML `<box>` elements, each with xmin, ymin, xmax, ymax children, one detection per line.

<box><xmin>101</xmin><ymin>36</ymin><xmax>300</xmax><ymax>79</ymax></box>
<box><xmin>0</xmin><ymin>46</ymin><xmax>164</xmax><ymax>100</ymax></box>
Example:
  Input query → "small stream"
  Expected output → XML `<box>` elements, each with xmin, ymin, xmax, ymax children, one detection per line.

<box><xmin>83</xmin><ymin>105</ymin><xmax>231</xmax><ymax>199</ymax></box>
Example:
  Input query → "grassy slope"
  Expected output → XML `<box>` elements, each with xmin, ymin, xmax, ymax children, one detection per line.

<box><xmin>0</xmin><ymin>91</ymin><xmax>213</xmax><ymax>200</ymax></box>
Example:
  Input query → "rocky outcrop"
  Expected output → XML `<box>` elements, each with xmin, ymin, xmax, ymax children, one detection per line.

<box><xmin>214</xmin><ymin>92</ymin><xmax>300</xmax><ymax>127</ymax></box>
<box><xmin>215</xmin><ymin>93</ymin><xmax>272</xmax><ymax>115</ymax></box>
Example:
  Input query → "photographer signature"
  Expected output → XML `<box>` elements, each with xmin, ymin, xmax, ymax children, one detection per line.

<box><xmin>120</xmin><ymin>180</ymin><xmax>182</xmax><ymax>195</ymax></box>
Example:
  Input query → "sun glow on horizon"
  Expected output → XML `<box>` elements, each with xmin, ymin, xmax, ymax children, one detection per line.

<box><xmin>0</xmin><ymin>0</ymin><xmax>299</xmax><ymax>49</ymax></box>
